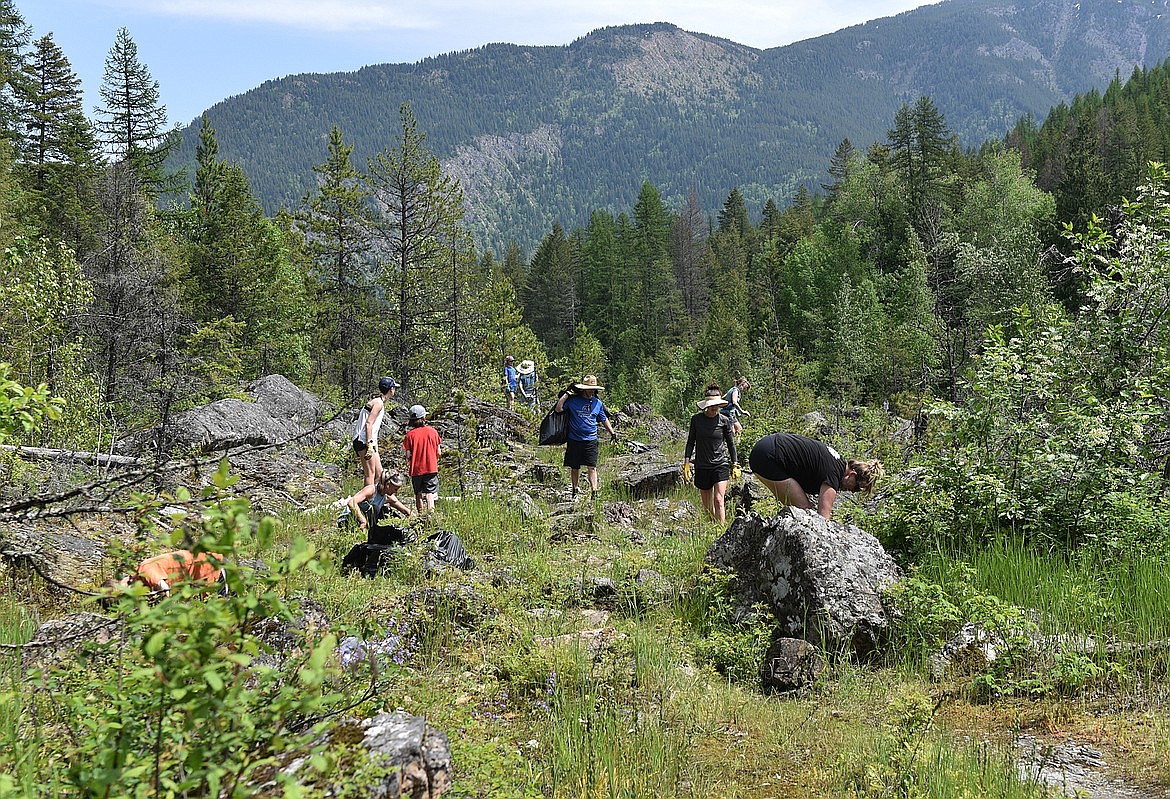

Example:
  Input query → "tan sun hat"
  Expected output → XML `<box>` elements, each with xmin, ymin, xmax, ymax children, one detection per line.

<box><xmin>517</xmin><ymin>359</ymin><xmax>535</xmax><ymax>375</ymax></box>
<box><xmin>696</xmin><ymin>390</ymin><xmax>728</xmax><ymax>410</ymax></box>
<box><xmin>573</xmin><ymin>374</ymin><xmax>604</xmax><ymax>391</ymax></box>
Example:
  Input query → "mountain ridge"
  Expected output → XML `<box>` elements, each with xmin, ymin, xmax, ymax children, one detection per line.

<box><xmin>174</xmin><ymin>0</ymin><xmax>1170</xmax><ymax>253</ymax></box>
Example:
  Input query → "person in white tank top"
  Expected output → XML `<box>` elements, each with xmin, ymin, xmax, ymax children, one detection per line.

<box><xmin>352</xmin><ymin>376</ymin><xmax>397</xmax><ymax>496</ymax></box>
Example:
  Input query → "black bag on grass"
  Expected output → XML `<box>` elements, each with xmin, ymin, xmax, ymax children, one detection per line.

<box><xmin>428</xmin><ymin>529</ymin><xmax>476</xmax><ymax>570</ymax></box>
<box><xmin>341</xmin><ymin>542</ymin><xmax>399</xmax><ymax>578</ymax></box>
<box><xmin>539</xmin><ymin>409</ymin><xmax>568</xmax><ymax>445</ymax></box>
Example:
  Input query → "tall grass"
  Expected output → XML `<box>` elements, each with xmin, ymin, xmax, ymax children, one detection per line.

<box><xmin>916</xmin><ymin>538</ymin><xmax>1170</xmax><ymax>691</ymax></box>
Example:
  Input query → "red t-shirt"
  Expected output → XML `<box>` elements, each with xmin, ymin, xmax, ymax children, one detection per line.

<box><xmin>402</xmin><ymin>425</ymin><xmax>441</xmax><ymax>476</ymax></box>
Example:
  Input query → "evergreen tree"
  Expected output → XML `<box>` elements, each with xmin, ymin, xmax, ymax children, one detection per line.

<box><xmin>94</xmin><ymin>27</ymin><xmax>177</xmax><ymax>192</ymax></box>
<box><xmin>187</xmin><ymin>116</ymin><xmax>312</xmax><ymax>380</ymax></box>
<box><xmin>0</xmin><ymin>0</ymin><xmax>30</xmax><ymax>143</ymax></box>
<box><xmin>822</xmin><ymin>138</ymin><xmax>856</xmax><ymax>203</ymax></box>
<box><xmin>523</xmin><ymin>223</ymin><xmax>577</xmax><ymax>348</ymax></box>
<box><xmin>15</xmin><ymin>33</ymin><xmax>99</xmax><ymax>249</ymax></box>
<box><xmin>366</xmin><ymin>103</ymin><xmax>466</xmax><ymax>398</ymax></box>
<box><xmin>626</xmin><ymin>181</ymin><xmax>683</xmax><ymax>371</ymax></box>
<box><xmin>669</xmin><ymin>186</ymin><xmax>712</xmax><ymax>331</ymax></box>
<box><xmin>298</xmin><ymin>125</ymin><xmax>374</xmax><ymax>397</ymax></box>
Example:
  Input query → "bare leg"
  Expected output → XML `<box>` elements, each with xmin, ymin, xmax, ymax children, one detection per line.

<box><xmin>586</xmin><ymin>466</ymin><xmax>599</xmax><ymax>493</ymax></box>
<box><xmin>570</xmin><ymin>467</ymin><xmax>581</xmax><ymax>494</ymax></box>
<box><xmin>754</xmin><ymin>475</ymin><xmax>813</xmax><ymax>511</ymax></box>
<box><xmin>712</xmin><ymin>480</ymin><xmax>729</xmax><ymax>525</ymax></box>
<box><xmin>699</xmin><ymin>487</ymin><xmax>715</xmax><ymax>519</ymax></box>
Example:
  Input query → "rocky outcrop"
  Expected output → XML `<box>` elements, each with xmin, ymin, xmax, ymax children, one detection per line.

<box><xmin>706</xmin><ymin>510</ymin><xmax>902</xmax><ymax>658</ymax></box>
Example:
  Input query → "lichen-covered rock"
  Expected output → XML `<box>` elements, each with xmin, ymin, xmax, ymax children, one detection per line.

<box><xmin>706</xmin><ymin>510</ymin><xmax>902</xmax><ymax>658</ymax></box>
<box><xmin>285</xmin><ymin>712</ymin><xmax>452</xmax><ymax>798</ymax></box>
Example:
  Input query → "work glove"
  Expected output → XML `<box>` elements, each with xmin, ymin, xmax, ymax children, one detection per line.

<box><xmin>681</xmin><ymin>461</ymin><xmax>693</xmax><ymax>485</ymax></box>
<box><xmin>611</xmin><ymin>431</ymin><xmax>620</xmax><ymax>444</ymax></box>
<box><xmin>731</xmin><ymin>464</ymin><xmax>742</xmax><ymax>481</ymax></box>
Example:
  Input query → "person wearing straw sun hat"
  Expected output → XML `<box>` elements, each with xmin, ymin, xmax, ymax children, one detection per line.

<box><xmin>684</xmin><ymin>383</ymin><xmax>738</xmax><ymax>524</ymax></box>
<box><xmin>516</xmin><ymin>359</ymin><xmax>538</xmax><ymax>411</ymax></box>
<box><xmin>554</xmin><ymin>374</ymin><xmax>618</xmax><ymax>499</ymax></box>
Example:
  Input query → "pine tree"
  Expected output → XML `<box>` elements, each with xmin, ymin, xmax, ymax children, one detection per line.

<box><xmin>669</xmin><ymin>186</ymin><xmax>712</xmax><ymax>332</ymax></box>
<box><xmin>0</xmin><ymin>0</ymin><xmax>30</xmax><ymax>144</ymax></box>
<box><xmin>15</xmin><ymin>33</ymin><xmax>99</xmax><ymax>251</ymax></box>
<box><xmin>297</xmin><ymin>125</ymin><xmax>374</xmax><ymax>398</ymax></box>
<box><xmin>94</xmin><ymin>27</ymin><xmax>176</xmax><ymax>192</ymax></box>
<box><xmin>822</xmin><ymin>138</ymin><xmax>856</xmax><ymax>203</ymax></box>
<box><xmin>186</xmin><ymin>116</ymin><xmax>312</xmax><ymax>380</ymax></box>
<box><xmin>366</xmin><ymin>103</ymin><xmax>466</xmax><ymax>398</ymax></box>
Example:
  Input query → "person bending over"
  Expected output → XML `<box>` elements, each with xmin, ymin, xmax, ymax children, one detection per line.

<box><xmin>748</xmin><ymin>432</ymin><xmax>883</xmax><ymax>520</ymax></box>
<box><xmin>104</xmin><ymin>550</ymin><xmax>225</xmax><ymax>596</ymax></box>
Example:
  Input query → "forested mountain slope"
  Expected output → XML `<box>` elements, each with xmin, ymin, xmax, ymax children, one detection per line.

<box><xmin>173</xmin><ymin>0</ymin><xmax>1170</xmax><ymax>253</ymax></box>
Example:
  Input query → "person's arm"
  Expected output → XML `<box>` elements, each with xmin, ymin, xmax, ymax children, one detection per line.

<box><xmin>349</xmin><ymin>494</ymin><xmax>369</xmax><ymax>530</ymax></box>
<box><xmin>598</xmin><ymin>402</ymin><xmax>617</xmax><ymax>439</ymax></box>
<box><xmin>364</xmin><ymin>397</ymin><xmax>383</xmax><ymax>456</ymax></box>
<box><xmin>724</xmin><ymin>420</ymin><xmax>737</xmax><ymax>466</ymax></box>
<box><xmin>554</xmin><ymin>390</ymin><xmax>571</xmax><ymax>413</ymax></box>
<box><xmin>817</xmin><ymin>484</ymin><xmax>836</xmax><ymax>519</ymax></box>
<box><xmin>684</xmin><ymin>417</ymin><xmax>697</xmax><ymax>463</ymax></box>
<box><xmin>387</xmin><ymin>496</ymin><xmax>412</xmax><ymax>517</ymax></box>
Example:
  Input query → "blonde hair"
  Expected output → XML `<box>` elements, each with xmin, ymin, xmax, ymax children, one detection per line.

<box><xmin>849</xmin><ymin>459</ymin><xmax>885</xmax><ymax>494</ymax></box>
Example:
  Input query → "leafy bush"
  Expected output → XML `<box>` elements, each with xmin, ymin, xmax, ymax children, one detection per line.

<box><xmin>17</xmin><ymin>464</ymin><xmax>346</xmax><ymax>799</ymax></box>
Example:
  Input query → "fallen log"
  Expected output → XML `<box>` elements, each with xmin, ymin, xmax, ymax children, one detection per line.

<box><xmin>0</xmin><ymin>444</ymin><xmax>143</xmax><ymax>468</ymax></box>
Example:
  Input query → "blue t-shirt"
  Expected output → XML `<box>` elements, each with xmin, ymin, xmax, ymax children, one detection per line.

<box><xmin>504</xmin><ymin>365</ymin><xmax>518</xmax><ymax>391</ymax></box>
<box><xmin>563</xmin><ymin>394</ymin><xmax>608</xmax><ymax>441</ymax></box>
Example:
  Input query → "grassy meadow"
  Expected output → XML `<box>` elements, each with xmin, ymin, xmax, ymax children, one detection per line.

<box><xmin>2</xmin><ymin>430</ymin><xmax>1169</xmax><ymax>798</ymax></box>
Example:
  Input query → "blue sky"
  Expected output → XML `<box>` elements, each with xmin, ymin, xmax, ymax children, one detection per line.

<box><xmin>23</xmin><ymin>0</ymin><xmax>936</xmax><ymax>128</ymax></box>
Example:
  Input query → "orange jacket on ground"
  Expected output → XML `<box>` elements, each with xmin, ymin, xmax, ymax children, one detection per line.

<box><xmin>135</xmin><ymin>550</ymin><xmax>223</xmax><ymax>591</ymax></box>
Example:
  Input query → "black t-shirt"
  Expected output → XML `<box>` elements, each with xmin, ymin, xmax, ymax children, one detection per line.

<box><xmin>685</xmin><ymin>412</ymin><xmax>737</xmax><ymax>468</ymax></box>
<box><xmin>761</xmin><ymin>433</ymin><xmax>846</xmax><ymax>495</ymax></box>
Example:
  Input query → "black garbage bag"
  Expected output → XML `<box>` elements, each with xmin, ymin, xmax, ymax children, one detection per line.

<box><xmin>539</xmin><ymin>409</ymin><xmax>568</xmax><ymax>445</ymax></box>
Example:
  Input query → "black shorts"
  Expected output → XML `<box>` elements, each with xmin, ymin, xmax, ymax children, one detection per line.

<box><xmin>411</xmin><ymin>473</ymin><xmax>439</xmax><ymax>495</ymax></box>
<box><xmin>749</xmin><ymin>442</ymin><xmax>789</xmax><ymax>482</ymax></box>
<box><xmin>564</xmin><ymin>438</ymin><xmax>599</xmax><ymax>469</ymax></box>
<box><xmin>353</xmin><ymin>438</ymin><xmax>368</xmax><ymax>454</ymax></box>
<box><xmin>694</xmin><ymin>465</ymin><xmax>730</xmax><ymax>490</ymax></box>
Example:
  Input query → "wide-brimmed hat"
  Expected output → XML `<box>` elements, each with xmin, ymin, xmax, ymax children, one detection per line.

<box><xmin>573</xmin><ymin>374</ymin><xmax>604</xmax><ymax>391</ymax></box>
<box><xmin>696</xmin><ymin>390</ymin><xmax>728</xmax><ymax>410</ymax></box>
<box><xmin>517</xmin><ymin>359</ymin><xmax>535</xmax><ymax>375</ymax></box>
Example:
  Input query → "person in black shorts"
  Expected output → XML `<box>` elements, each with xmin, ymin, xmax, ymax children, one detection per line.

<box><xmin>748</xmin><ymin>432</ymin><xmax>883</xmax><ymax>519</ymax></box>
<box><xmin>683</xmin><ymin>384</ymin><xmax>738</xmax><ymax>524</ymax></box>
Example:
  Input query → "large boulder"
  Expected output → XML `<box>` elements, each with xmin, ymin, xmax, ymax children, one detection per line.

<box><xmin>705</xmin><ymin>510</ymin><xmax>902</xmax><ymax>658</ymax></box>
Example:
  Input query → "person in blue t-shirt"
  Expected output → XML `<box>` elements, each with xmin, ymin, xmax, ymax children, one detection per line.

<box><xmin>503</xmin><ymin>355</ymin><xmax>518</xmax><ymax>410</ymax></box>
<box><xmin>553</xmin><ymin>374</ymin><xmax>618</xmax><ymax>499</ymax></box>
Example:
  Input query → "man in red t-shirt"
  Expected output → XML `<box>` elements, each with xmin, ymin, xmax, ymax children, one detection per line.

<box><xmin>402</xmin><ymin>404</ymin><xmax>442</xmax><ymax>515</ymax></box>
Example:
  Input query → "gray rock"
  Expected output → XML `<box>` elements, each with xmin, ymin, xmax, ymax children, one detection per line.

<box><xmin>929</xmin><ymin>621</ymin><xmax>1005</xmax><ymax>679</ymax></box>
<box><xmin>21</xmin><ymin>611</ymin><xmax>125</xmax><ymax>673</ymax></box>
<box><xmin>760</xmin><ymin>637</ymin><xmax>825</xmax><ymax>694</ymax></box>
<box><xmin>289</xmin><ymin>712</ymin><xmax>452</xmax><ymax>799</ymax></box>
<box><xmin>705</xmin><ymin>510</ymin><xmax>902</xmax><ymax>658</ymax></box>
<box><xmin>616</xmin><ymin>459</ymin><xmax>681</xmax><ymax>499</ymax></box>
